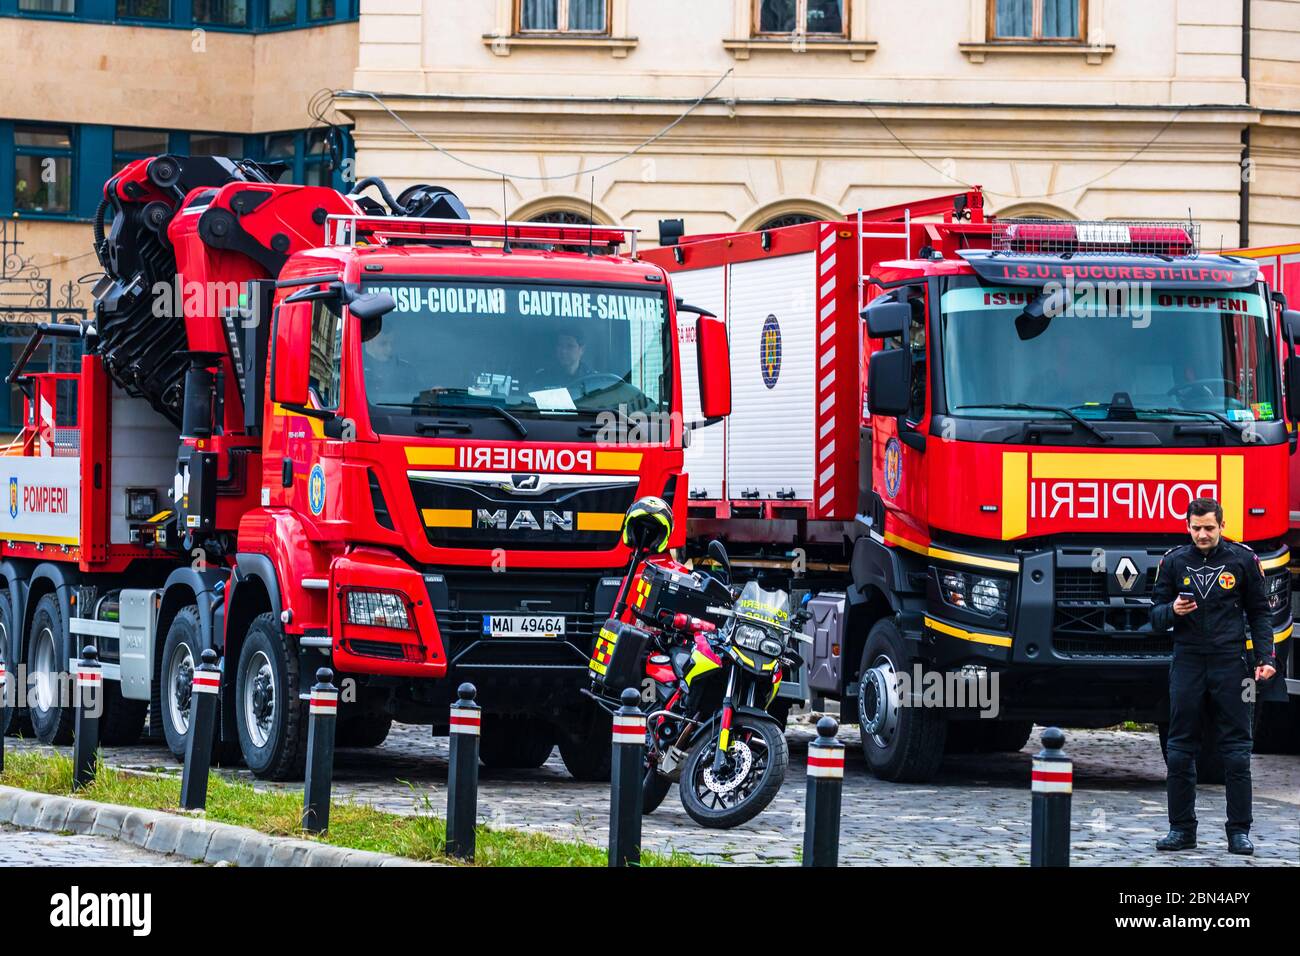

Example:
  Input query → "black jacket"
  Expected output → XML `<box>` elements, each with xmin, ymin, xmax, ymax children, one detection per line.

<box><xmin>1150</xmin><ymin>540</ymin><xmax>1276</xmax><ymax>665</ymax></box>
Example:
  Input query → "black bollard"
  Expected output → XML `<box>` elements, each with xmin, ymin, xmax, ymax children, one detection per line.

<box><xmin>301</xmin><ymin>667</ymin><xmax>338</xmax><ymax>834</ymax></box>
<box><xmin>72</xmin><ymin>645</ymin><xmax>102</xmax><ymax>791</ymax></box>
<box><xmin>608</xmin><ymin>687</ymin><xmax>646</xmax><ymax>868</ymax></box>
<box><xmin>180</xmin><ymin>649</ymin><xmax>221</xmax><ymax>811</ymax></box>
<box><xmin>446</xmin><ymin>682</ymin><xmax>481</xmax><ymax>861</ymax></box>
<box><xmin>1030</xmin><ymin>726</ymin><xmax>1072</xmax><ymax>867</ymax></box>
<box><xmin>803</xmin><ymin>715</ymin><xmax>845</xmax><ymax>867</ymax></box>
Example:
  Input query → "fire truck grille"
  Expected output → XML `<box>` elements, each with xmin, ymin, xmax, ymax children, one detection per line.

<box><xmin>436</xmin><ymin>610</ymin><xmax>600</xmax><ymax>669</ymax></box>
<box><xmin>1054</xmin><ymin>568</ymin><xmax>1159</xmax><ymax>600</ymax></box>
<box><xmin>1052</xmin><ymin>568</ymin><xmax>1169</xmax><ymax>658</ymax></box>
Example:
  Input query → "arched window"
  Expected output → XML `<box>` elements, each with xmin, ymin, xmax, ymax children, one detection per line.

<box><xmin>523</xmin><ymin>208</ymin><xmax>611</xmax><ymax>253</ymax></box>
<box><xmin>756</xmin><ymin>212</ymin><xmax>821</xmax><ymax>231</ymax></box>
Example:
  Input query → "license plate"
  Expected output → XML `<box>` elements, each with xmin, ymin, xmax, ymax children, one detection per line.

<box><xmin>483</xmin><ymin>615</ymin><xmax>566</xmax><ymax>638</ymax></box>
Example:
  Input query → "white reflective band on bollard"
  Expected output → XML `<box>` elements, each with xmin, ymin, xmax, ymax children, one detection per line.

<box><xmin>192</xmin><ymin>672</ymin><xmax>221</xmax><ymax>695</ymax></box>
<box><xmin>75</xmin><ymin>667</ymin><xmax>102</xmax><ymax>687</ymax></box>
<box><xmin>806</xmin><ymin>744</ymin><xmax>845</xmax><ymax>779</ymax></box>
<box><xmin>309</xmin><ymin>690</ymin><xmax>338</xmax><ymax>716</ymax></box>
<box><xmin>611</xmin><ymin>715</ymin><xmax>647</xmax><ymax>745</ymax></box>
<box><xmin>449</xmin><ymin>706</ymin><xmax>481</xmax><ymax>735</ymax></box>
<box><xmin>1031</xmin><ymin>760</ymin><xmax>1073</xmax><ymax>793</ymax></box>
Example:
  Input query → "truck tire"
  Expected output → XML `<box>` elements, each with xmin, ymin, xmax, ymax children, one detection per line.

<box><xmin>159</xmin><ymin>607</ymin><xmax>202</xmax><ymax>759</ymax></box>
<box><xmin>857</xmin><ymin>618</ymin><xmax>946</xmax><ymax>783</ymax></box>
<box><xmin>0</xmin><ymin>591</ymin><xmax>31</xmax><ymax>737</ymax></box>
<box><xmin>336</xmin><ymin>712</ymin><xmax>393</xmax><ymax>749</ymax></box>
<box><xmin>99</xmin><ymin>682</ymin><xmax>148</xmax><ymax>746</ymax></box>
<box><xmin>27</xmin><ymin>594</ymin><xmax>73</xmax><ymax>744</ymax></box>
<box><xmin>558</xmin><ymin>707</ymin><xmax>613</xmax><ymax>781</ymax></box>
<box><xmin>478</xmin><ymin>715</ymin><xmax>555</xmax><ymax>769</ymax></box>
<box><xmin>235</xmin><ymin>613</ymin><xmax>307</xmax><ymax>781</ymax></box>
<box><xmin>987</xmin><ymin>720</ymin><xmax>1034</xmax><ymax>752</ymax></box>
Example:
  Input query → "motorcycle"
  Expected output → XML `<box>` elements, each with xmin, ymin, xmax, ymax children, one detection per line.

<box><xmin>588</xmin><ymin>534</ymin><xmax>811</xmax><ymax>829</ymax></box>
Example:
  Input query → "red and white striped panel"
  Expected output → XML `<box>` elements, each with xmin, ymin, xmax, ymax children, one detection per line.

<box><xmin>309</xmin><ymin>688</ymin><xmax>338</xmax><ymax>716</ymax></box>
<box><xmin>814</xmin><ymin>225</ymin><xmax>840</xmax><ymax>516</ymax></box>
<box><xmin>806</xmin><ymin>743</ymin><xmax>845</xmax><ymax>779</ymax></box>
<box><xmin>75</xmin><ymin>666</ymin><xmax>102</xmax><ymax>688</ymax></box>
<box><xmin>450</xmin><ymin>706</ymin><xmax>481</xmax><ymax>735</ymax></box>
<box><xmin>192</xmin><ymin>671</ymin><xmax>220</xmax><ymax>695</ymax></box>
<box><xmin>612</xmin><ymin>713</ymin><xmax>647</xmax><ymax>746</ymax></box>
<box><xmin>1031</xmin><ymin>759</ymin><xmax>1073</xmax><ymax>794</ymax></box>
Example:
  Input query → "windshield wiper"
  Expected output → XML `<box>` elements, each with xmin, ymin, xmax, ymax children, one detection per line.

<box><xmin>956</xmin><ymin>403</ymin><xmax>1113</xmax><ymax>443</ymax></box>
<box><xmin>373</xmin><ymin>401</ymin><xmax>528</xmax><ymax>438</ymax></box>
<box><xmin>1129</xmin><ymin>406</ymin><xmax>1247</xmax><ymax>435</ymax></box>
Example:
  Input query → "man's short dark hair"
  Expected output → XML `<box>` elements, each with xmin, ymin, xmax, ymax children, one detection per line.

<box><xmin>1187</xmin><ymin>497</ymin><xmax>1223</xmax><ymax>524</ymax></box>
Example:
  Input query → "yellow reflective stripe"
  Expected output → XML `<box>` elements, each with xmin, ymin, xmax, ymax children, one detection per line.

<box><xmin>1030</xmin><ymin>453</ymin><xmax>1217</xmax><ymax>481</ymax></box>
<box><xmin>422</xmin><ymin>508</ymin><xmax>472</xmax><ymax>528</ymax></box>
<box><xmin>405</xmin><ymin>447</ymin><xmax>455</xmax><ymax>466</ymax></box>
<box><xmin>577</xmin><ymin>512</ymin><xmax>624</xmax><ymax>532</ymax></box>
<box><xmin>147</xmin><ymin>509</ymin><xmax>174</xmax><ymax>523</ymax></box>
<box><xmin>924</xmin><ymin>616</ymin><xmax>1014</xmax><ymax>648</ymax></box>
<box><xmin>594</xmin><ymin>451</ymin><xmax>643</xmax><ymax>471</ymax></box>
<box><xmin>719</xmin><ymin>727</ymin><xmax>730</xmax><ymax>751</ymax></box>
<box><xmin>885</xmin><ymin>532</ymin><xmax>1020</xmax><ymax>574</ymax></box>
<box><xmin>684</xmin><ymin>651</ymin><xmax>720</xmax><ymax>686</ymax></box>
<box><xmin>1259</xmin><ymin>551</ymin><xmax>1290</xmax><ymax>571</ymax></box>
<box><xmin>1001</xmin><ymin>451</ymin><xmax>1028</xmax><ymax>539</ymax></box>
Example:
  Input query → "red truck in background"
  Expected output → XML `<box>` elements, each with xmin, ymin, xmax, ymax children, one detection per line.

<box><xmin>0</xmin><ymin>154</ymin><xmax>730</xmax><ymax>781</ymax></box>
<box><xmin>646</xmin><ymin>191</ymin><xmax>1299</xmax><ymax>782</ymax></box>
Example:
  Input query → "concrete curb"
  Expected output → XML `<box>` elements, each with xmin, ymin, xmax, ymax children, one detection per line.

<box><xmin>0</xmin><ymin>785</ymin><xmax>432</xmax><ymax>867</ymax></box>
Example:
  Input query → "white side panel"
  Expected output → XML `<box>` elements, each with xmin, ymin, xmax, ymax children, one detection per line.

<box><xmin>0</xmin><ymin>456</ymin><xmax>80</xmax><ymax>543</ymax></box>
<box><xmin>727</xmin><ymin>252</ymin><xmax>817</xmax><ymax>499</ymax></box>
<box><xmin>110</xmin><ymin>384</ymin><xmax>180</xmax><ymax>544</ymax></box>
<box><xmin>668</xmin><ymin>266</ymin><xmax>726</xmax><ymax>500</ymax></box>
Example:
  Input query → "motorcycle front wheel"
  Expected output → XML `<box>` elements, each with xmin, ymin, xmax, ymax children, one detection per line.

<box><xmin>679</xmin><ymin>714</ymin><xmax>788</xmax><ymax>829</ymax></box>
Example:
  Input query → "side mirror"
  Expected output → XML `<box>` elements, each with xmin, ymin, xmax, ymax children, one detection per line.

<box><xmin>867</xmin><ymin>348</ymin><xmax>911</xmax><ymax>417</ymax></box>
<box><xmin>696</xmin><ymin>315</ymin><xmax>731</xmax><ymax>420</ymax></box>
<box><xmin>349</xmin><ymin>292</ymin><xmax>397</xmax><ymax>322</ymax></box>
<box><xmin>272</xmin><ymin>303</ymin><xmax>310</xmax><ymax>406</ymax></box>
<box><xmin>1286</xmin><ymin>355</ymin><xmax>1300</xmax><ymax>422</ymax></box>
<box><xmin>707</xmin><ymin>538</ymin><xmax>731</xmax><ymax>585</ymax></box>
<box><xmin>1284</xmin><ymin>309</ymin><xmax>1300</xmax><ymax>342</ymax></box>
<box><xmin>862</xmin><ymin>298</ymin><xmax>909</xmax><ymax>338</ymax></box>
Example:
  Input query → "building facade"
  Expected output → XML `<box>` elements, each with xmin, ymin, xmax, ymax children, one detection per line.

<box><xmin>341</xmin><ymin>0</ymin><xmax>1298</xmax><ymax>249</ymax></box>
<box><xmin>0</xmin><ymin>0</ymin><xmax>358</xmax><ymax>431</ymax></box>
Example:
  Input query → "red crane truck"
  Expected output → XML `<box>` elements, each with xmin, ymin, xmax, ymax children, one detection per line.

<box><xmin>645</xmin><ymin>190</ymin><xmax>1298</xmax><ymax>782</ymax></box>
<box><xmin>0</xmin><ymin>154</ymin><xmax>730</xmax><ymax>780</ymax></box>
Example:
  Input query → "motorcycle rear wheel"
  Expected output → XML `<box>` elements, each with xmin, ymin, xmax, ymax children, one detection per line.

<box><xmin>679</xmin><ymin>715</ymin><xmax>788</xmax><ymax>829</ymax></box>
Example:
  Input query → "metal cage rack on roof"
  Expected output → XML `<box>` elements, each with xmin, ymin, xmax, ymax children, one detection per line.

<box><xmin>991</xmin><ymin>220</ymin><xmax>1201</xmax><ymax>258</ymax></box>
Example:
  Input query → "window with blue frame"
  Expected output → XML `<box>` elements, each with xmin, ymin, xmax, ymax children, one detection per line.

<box><xmin>15</xmin><ymin>124</ymin><xmax>74</xmax><ymax>215</ymax></box>
<box><xmin>112</xmin><ymin>128</ymin><xmax>169</xmax><ymax>172</ymax></box>
<box><xmin>2</xmin><ymin>0</ymin><xmax>355</xmax><ymax>28</ymax></box>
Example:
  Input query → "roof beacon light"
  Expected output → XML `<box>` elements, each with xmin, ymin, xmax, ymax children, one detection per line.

<box><xmin>994</xmin><ymin>219</ymin><xmax>1198</xmax><ymax>258</ymax></box>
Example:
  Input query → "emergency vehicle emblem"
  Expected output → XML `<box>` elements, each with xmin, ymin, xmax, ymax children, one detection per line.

<box><xmin>1218</xmin><ymin>571</ymin><xmax>1236</xmax><ymax>590</ymax></box>
<box><xmin>760</xmin><ymin>314</ymin><xmax>781</xmax><ymax>389</ymax></box>
<box><xmin>7</xmin><ymin>477</ymin><xmax>16</xmax><ymax>519</ymax></box>
<box><xmin>308</xmin><ymin>463</ymin><xmax>326</xmax><ymax>516</ymax></box>
<box><xmin>1190</xmin><ymin>565</ymin><xmax>1225</xmax><ymax>600</ymax></box>
<box><xmin>1114</xmin><ymin>556</ymin><xmax>1139</xmax><ymax>592</ymax></box>
<box><xmin>884</xmin><ymin>438</ymin><xmax>903</xmax><ymax>497</ymax></box>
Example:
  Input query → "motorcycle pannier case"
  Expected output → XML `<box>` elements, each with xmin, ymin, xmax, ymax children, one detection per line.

<box><xmin>589</xmin><ymin>619</ymin><xmax>650</xmax><ymax>693</ymax></box>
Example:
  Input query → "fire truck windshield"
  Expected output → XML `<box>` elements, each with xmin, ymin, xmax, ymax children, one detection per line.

<box><xmin>358</xmin><ymin>279</ymin><xmax>672</xmax><ymax>427</ymax></box>
<box><xmin>938</xmin><ymin>277</ymin><xmax>1277</xmax><ymax>427</ymax></box>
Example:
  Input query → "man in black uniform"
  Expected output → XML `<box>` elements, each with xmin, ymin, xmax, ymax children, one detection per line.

<box><xmin>1149</xmin><ymin>497</ymin><xmax>1278</xmax><ymax>855</ymax></box>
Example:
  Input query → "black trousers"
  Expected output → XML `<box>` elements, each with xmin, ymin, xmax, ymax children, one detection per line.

<box><xmin>1166</xmin><ymin>650</ymin><xmax>1253</xmax><ymax>836</ymax></box>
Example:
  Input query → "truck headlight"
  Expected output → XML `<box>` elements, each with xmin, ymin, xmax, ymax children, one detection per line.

<box><xmin>1265</xmin><ymin>572</ymin><xmax>1289</xmax><ymax>612</ymax></box>
<box><xmin>345</xmin><ymin>589</ymin><xmax>412</xmax><ymax>630</ymax></box>
<box><xmin>938</xmin><ymin>569</ymin><xmax>1008</xmax><ymax>617</ymax></box>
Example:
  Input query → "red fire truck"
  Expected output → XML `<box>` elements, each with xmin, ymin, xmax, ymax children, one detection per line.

<box><xmin>0</xmin><ymin>155</ymin><xmax>730</xmax><ymax>780</ymax></box>
<box><xmin>645</xmin><ymin>191</ymin><xmax>1298</xmax><ymax>782</ymax></box>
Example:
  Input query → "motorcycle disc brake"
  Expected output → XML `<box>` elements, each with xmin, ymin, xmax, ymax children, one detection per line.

<box><xmin>702</xmin><ymin>740</ymin><xmax>754</xmax><ymax>795</ymax></box>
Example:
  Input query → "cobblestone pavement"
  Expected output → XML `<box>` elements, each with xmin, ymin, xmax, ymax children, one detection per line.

<box><xmin>0</xmin><ymin>824</ymin><xmax>199</xmax><ymax>866</ymax></box>
<box><xmin>10</xmin><ymin>720</ymin><xmax>1298</xmax><ymax>866</ymax></box>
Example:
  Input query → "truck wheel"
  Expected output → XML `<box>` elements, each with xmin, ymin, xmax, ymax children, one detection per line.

<box><xmin>235</xmin><ymin>613</ymin><xmax>307</xmax><ymax>781</ymax></box>
<box><xmin>336</xmin><ymin>712</ymin><xmax>394</xmax><ymax>749</ymax></box>
<box><xmin>478</xmin><ymin>715</ymin><xmax>555</xmax><ymax>769</ymax></box>
<box><xmin>26</xmin><ymin>594</ymin><xmax>73</xmax><ymax>744</ymax></box>
<box><xmin>159</xmin><ymin>607</ymin><xmax>202</xmax><ymax>759</ymax></box>
<box><xmin>857</xmin><ymin>618</ymin><xmax>946</xmax><ymax>783</ymax></box>
<box><xmin>0</xmin><ymin>591</ymin><xmax>31</xmax><ymax>737</ymax></box>
<box><xmin>100</xmin><ymin>683</ymin><xmax>148</xmax><ymax>746</ymax></box>
<box><xmin>987</xmin><ymin>720</ymin><xmax>1034</xmax><ymax>752</ymax></box>
<box><xmin>558</xmin><ymin>707</ymin><xmax>613</xmax><ymax>781</ymax></box>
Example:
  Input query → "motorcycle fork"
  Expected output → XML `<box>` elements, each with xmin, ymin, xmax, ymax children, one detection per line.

<box><xmin>712</xmin><ymin>667</ymin><xmax>739</xmax><ymax>774</ymax></box>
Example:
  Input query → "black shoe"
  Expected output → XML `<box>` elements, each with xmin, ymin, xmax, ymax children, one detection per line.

<box><xmin>1156</xmin><ymin>830</ymin><xmax>1197</xmax><ymax>851</ymax></box>
<box><xmin>1227</xmin><ymin>833</ymin><xmax>1254</xmax><ymax>856</ymax></box>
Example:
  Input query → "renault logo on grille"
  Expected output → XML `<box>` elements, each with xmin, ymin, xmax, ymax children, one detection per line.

<box><xmin>1115</xmin><ymin>556</ymin><xmax>1140</xmax><ymax>592</ymax></box>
